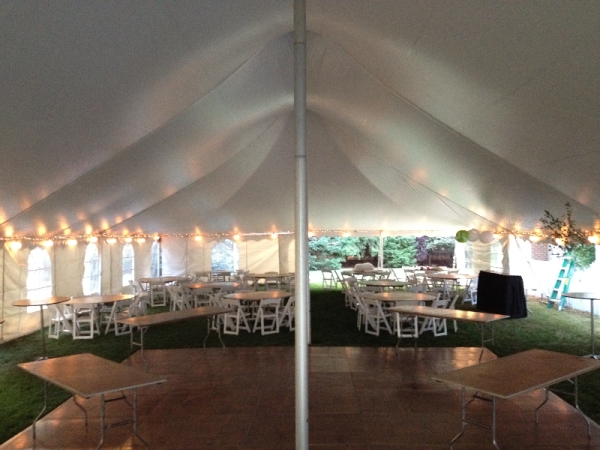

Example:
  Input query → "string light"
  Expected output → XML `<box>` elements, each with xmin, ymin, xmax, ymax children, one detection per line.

<box><xmin>3</xmin><ymin>226</ymin><xmax>599</xmax><ymax>248</ymax></box>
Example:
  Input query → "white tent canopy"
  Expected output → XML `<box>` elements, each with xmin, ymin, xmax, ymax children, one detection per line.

<box><xmin>2</xmin><ymin>1</ymin><xmax>599</xmax><ymax>240</ymax></box>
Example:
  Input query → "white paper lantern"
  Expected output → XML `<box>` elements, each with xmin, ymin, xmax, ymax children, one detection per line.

<box><xmin>468</xmin><ymin>229</ymin><xmax>479</xmax><ymax>242</ymax></box>
<box><xmin>479</xmin><ymin>230</ymin><xmax>494</xmax><ymax>244</ymax></box>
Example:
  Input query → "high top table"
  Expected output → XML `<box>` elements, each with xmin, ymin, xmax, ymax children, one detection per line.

<box><xmin>433</xmin><ymin>349</ymin><xmax>600</xmax><ymax>449</ymax></box>
<box><xmin>19</xmin><ymin>353</ymin><xmax>166</xmax><ymax>449</ymax></box>
<box><xmin>561</xmin><ymin>291</ymin><xmax>600</xmax><ymax>358</ymax></box>
<box><xmin>12</xmin><ymin>296</ymin><xmax>70</xmax><ymax>359</ymax></box>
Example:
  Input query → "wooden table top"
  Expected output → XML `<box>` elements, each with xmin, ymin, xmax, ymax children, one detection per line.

<box><xmin>245</xmin><ymin>273</ymin><xmax>292</xmax><ymax>279</ymax></box>
<box><xmin>65</xmin><ymin>294</ymin><xmax>134</xmax><ymax>305</ymax></box>
<box><xmin>427</xmin><ymin>273</ymin><xmax>475</xmax><ymax>280</ymax></box>
<box><xmin>139</xmin><ymin>276</ymin><xmax>189</xmax><ymax>284</ymax></box>
<box><xmin>224</xmin><ymin>290</ymin><xmax>292</xmax><ymax>301</ymax></box>
<box><xmin>360</xmin><ymin>280</ymin><xmax>409</xmax><ymax>287</ymax></box>
<box><xmin>363</xmin><ymin>292</ymin><xmax>437</xmax><ymax>302</ymax></box>
<box><xmin>432</xmin><ymin>349</ymin><xmax>600</xmax><ymax>399</ymax></box>
<box><xmin>182</xmin><ymin>282</ymin><xmax>240</xmax><ymax>290</ymax></box>
<box><xmin>13</xmin><ymin>296</ymin><xmax>70</xmax><ymax>308</ymax></box>
<box><xmin>19</xmin><ymin>353</ymin><xmax>166</xmax><ymax>398</ymax></box>
<box><xmin>117</xmin><ymin>306</ymin><xmax>234</xmax><ymax>327</ymax></box>
<box><xmin>387</xmin><ymin>305</ymin><xmax>509</xmax><ymax>323</ymax></box>
<box><xmin>561</xmin><ymin>292</ymin><xmax>600</xmax><ymax>300</ymax></box>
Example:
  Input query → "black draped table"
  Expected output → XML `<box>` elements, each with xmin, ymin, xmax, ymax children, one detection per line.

<box><xmin>476</xmin><ymin>270</ymin><xmax>527</xmax><ymax>319</ymax></box>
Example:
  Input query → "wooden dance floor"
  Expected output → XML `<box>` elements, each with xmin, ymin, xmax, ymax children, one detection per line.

<box><xmin>2</xmin><ymin>346</ymin><xmax>598</xmax><ymax>449</ymax></box>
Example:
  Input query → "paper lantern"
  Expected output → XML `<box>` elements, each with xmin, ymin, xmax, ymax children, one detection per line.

<box><xmin>479</xmin><ymin>230</ymin><xmax>494</xmax><ymax>244</ymax></box>
<box><xmin>455</xmin><ymin>230</ymin><xmax>469</xmax><ymax>243</ymax></box>
<box><xmin>468</xmin><ymin>229</ymin><xmax>479</xmax><ymax>242</ymax></box>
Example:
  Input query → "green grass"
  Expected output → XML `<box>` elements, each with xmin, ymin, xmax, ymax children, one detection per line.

<box><xmin>1</xmin><ymin>287</ymin><xmax>600</xmax><ymax>443</ymax></box>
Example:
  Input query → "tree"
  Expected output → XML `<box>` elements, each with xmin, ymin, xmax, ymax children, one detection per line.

<box><xmin>540</xmin><ymin>202</ymin><xmax>595</xmax><ymax>270</ymax></box>
<box><xmin>382</xmin><ymin>237</ymin><xmax>417</xmax><ymax>267</ymax></box>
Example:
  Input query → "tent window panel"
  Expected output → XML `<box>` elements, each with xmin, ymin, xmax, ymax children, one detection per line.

<box><xmin>26</xmin><ymin>247</ymin><xmax>53</xmax><ymax>311</ymax></box>
<box><xmin>211</xmin><ymin>239</ymin><xmax>239</xmax><ymax>271</ymax></box>
<box><xmin>151</xmin><ymin>240</ymin><xmax>162</xmax><ymax>277</ymax></box>
<box><xmin>82</xmin><ymin>243</ymin><xmax>101</xmax><ymax>295</ymax></box>
<box><xmin>122</xmin><ymin>243</ymin><xmax>134</xmax><ymax>286</ymax></box>
<box><xmin>489</xmin><ymin>241</ymin><xmax>503</xmax><ymax>272</ymax></box>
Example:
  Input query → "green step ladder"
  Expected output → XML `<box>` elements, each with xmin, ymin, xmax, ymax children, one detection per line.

<box><xmin>547</xmin><ymin>257</ymin><xmax>575</xmax><ymax>310</ymax></box>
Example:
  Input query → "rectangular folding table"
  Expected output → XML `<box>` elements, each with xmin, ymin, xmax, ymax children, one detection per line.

<box><xmin>387</xmin><ymin>304</ymin><xmax>509</xmax><ymax>358</ymax></box>
<box><xmin>432</xmin><ymin>349</ymin><xmax>600</xmax><ymax>449</ymax></box>
<box><xmin>117</xmin><ymin>306</ymin><xmax>233</xmax><ymax>370</ymax></box>
<box><xmin>19</xmin><ymin>353</ymin><xmax>166</xmax><ymax>449</ymax></box>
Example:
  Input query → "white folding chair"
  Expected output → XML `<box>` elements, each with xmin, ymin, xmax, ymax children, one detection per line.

<box><xmin>48</xmin><ymin>304</ymin><xmax>73</xmax><ymax>339</ymax></box>
<box><xmin>361</xmin><ymin>296</ymin><xmax>393</xmax><ymax>336</ymax></box>
<box><xmin>221</xmin><ymin>298</ymin><xmax>251</xmax><ymax>335</ymax></box>
<box><xmin>252</xmin><ymin>298</ymin><xmax>281</xmax><ymax>335</ymax></box>
<box><xmin>278</xmin><ymin>296</ymin><xmax>295</xmax><ymax>330</ymax></box>
<box><xmin>71</xmin><ymin>304</ymin><xmax>100</xmax><ymax>339</ymax></box>
<box><xmin>167</xmin><ymin>285</ymin><xmax>192</xmax><ymax>311</ymax></box>
<box><xmin>321</xmin><ymin>269</ymin><xmax>336</xmax><ymax>289</ymax></box>
<box><xmin>419</xmin><ymin>293</ymin><xmax>447</xmax><ymax>336</ymax></box>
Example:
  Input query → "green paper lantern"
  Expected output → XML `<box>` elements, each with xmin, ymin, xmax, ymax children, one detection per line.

<box><xmin>455</xmin><ymin>230</ymin><xmax>469</xmax><ymax>243</ymax></box>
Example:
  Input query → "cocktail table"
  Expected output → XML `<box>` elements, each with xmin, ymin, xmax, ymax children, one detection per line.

<box><xmin>561</xmin><ymin>292</ymin><xmax>600</xmax><ymax>358</ymax></box>
<box><xmin>12</xmin><ymin>296</ymin><xmax>70</xmax><ymax>358</ymax></box>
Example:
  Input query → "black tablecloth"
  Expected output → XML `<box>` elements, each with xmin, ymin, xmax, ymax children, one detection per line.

<box><xmin>477</xmin><ymin>270</ymin><xmax>527</xmax><ymax>319</ymax></box>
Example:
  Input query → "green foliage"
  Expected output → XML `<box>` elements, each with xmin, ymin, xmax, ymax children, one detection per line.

<box><xmin>308</xmin><ymin>237</ymin><xmax>379</xmax><ymax>270</ymax></box>
<box><xmin>540</xmin><ymin>203</ymin><xmax>594</xmax><ymax>270</ymax></box>
<box><xmin>540</xmin><ymin>202</ymin><xmax>587</xmax><ymax>252</ymax></box>
<box><xmin>570</xmin><ymin>243</ymin><xmax>596</xmax><ymax>270</ymax></box>
<box><xmin>425</xmin><ymin>236</ymin><xmax>455</xmax><ymax>252</ymax></box>
<box><xmin>382</xmin><ymin>236</ymin><xmax>417</xmax><ymax>267</ymax></box>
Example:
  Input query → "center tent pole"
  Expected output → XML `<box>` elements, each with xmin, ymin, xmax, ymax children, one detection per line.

<box><xmin>294</xmin><ymin>0</ymin><xmax>309</xmax><ymax>449</ymax></box>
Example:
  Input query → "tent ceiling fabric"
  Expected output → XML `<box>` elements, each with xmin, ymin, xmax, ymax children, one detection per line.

<box><xmin>1</xmin><ymin>1</ymin><xmax>599</xmax><ymax>238</ymax></box>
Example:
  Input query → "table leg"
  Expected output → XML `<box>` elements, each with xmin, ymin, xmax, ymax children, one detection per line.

<box><xmin>591</xmin><ymin>300</ymin><xmax>597</xmax><ymax>358</ymax></box>
<box><xmin>39</xmin><ymin>307</ymin><xmax>47</xmax><ymax>359</ymax></box>
<box><xmin>129</xmin><ymin>326</ymin><xmax>149</xmax><ymax>371</ymax></box>
<box><xmin>32</xmin><ymin>380</ymin><xmax>48</xmax><ymax>440</ymax></box>
<box><xmin>450</xmin><ymin>387</ymin><xmax>467</xmax><ymax>449</ymax></box>
<box><xmin>491</xmin><ymin>396</ymin><xmax>500</xmax><ymax>450</ymax></box>
<box><xmin>96</xmin><ymin>394</ymin><xmax>106</xmax><ymax>450</ymax></box>
<box><xmin>132</xmin><ymin>388</ymin><xmax>151</xmax><ymax>448</ymax></box>
<box><xmin>203</xmin><ymin>316</ymin><xmax>226</xmax><ymax>348</ymax></box>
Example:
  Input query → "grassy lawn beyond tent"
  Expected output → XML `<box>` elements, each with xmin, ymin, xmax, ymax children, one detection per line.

<box><xmin>1</xmin><ymin>287</ymin><xmax>600</xmax><ymax>443</ymax></box>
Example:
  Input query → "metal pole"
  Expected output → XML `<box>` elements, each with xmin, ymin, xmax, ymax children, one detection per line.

<box><xmin>294</xmin><ymin>0</ymin><xmax>309</xmax><ymax>449</ymax></box>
